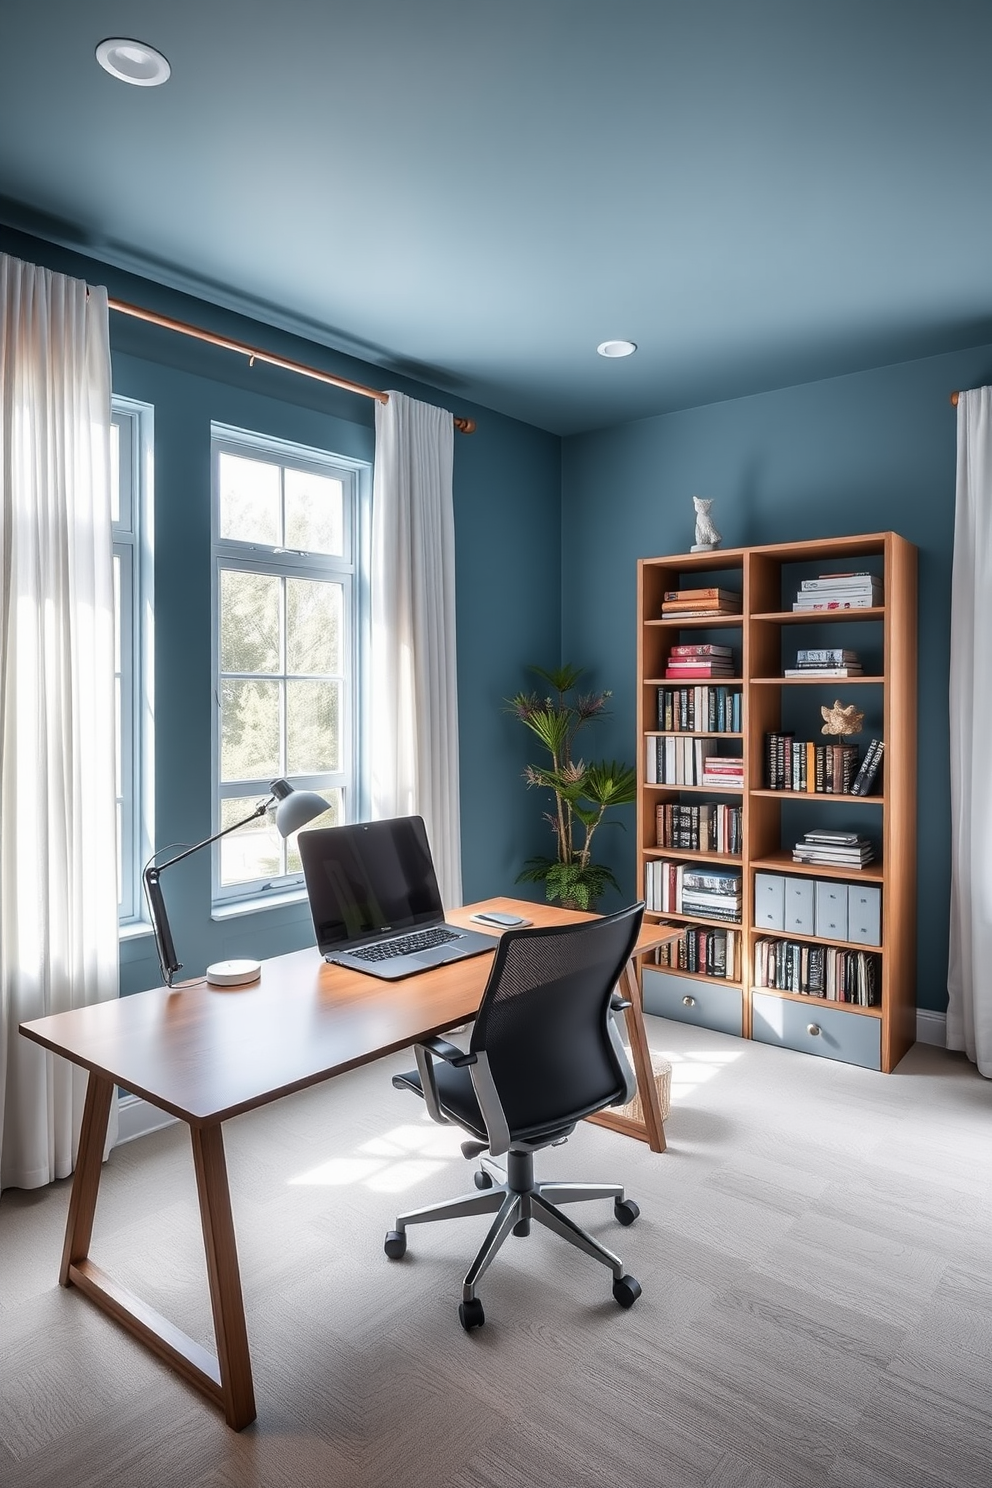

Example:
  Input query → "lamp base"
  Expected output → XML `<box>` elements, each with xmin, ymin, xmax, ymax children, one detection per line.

<box><xmin>205</xmin><ymin>958</ymin><xmax>262</xmax><ymax>987</ymax></box>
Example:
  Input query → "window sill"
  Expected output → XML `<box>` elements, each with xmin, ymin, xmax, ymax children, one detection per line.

<box><xmin>119</xmin><ymin>919</ymin><xmax>153</xmax><ymax>942</ymax></box>
<box><xmin>211</xmin><ymin>886</ymin><xmax>310</xmax><ymax>922</ymax></box>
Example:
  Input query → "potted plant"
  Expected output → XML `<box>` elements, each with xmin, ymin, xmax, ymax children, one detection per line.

<box><xmin>506</xmin><ymin>663</ymin><xmax>637</xmax><ymax>911</ymax></box>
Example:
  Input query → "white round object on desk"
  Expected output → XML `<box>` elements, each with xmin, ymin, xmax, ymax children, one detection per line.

<box><xmin>205</xmin><ymin>958</ymin><xmax>261</xmax><ymax>987</ymax></box>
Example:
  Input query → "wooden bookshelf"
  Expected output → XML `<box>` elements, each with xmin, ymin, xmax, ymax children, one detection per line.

<box><xmin>636</xmin><ymin>532</ymin><xmax>917</xmax><ymax>1073</ymax></box>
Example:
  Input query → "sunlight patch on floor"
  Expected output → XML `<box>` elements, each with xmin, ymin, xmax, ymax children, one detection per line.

<box><xmin>288</xmin><ymin>1117</ymin><xmax>465</xmax><ymax>1193</ymax></box>
<box><xmin>657</xmin><ymin>1046</ymin><xmax>743</xmax><ymax>1100</ymax></box>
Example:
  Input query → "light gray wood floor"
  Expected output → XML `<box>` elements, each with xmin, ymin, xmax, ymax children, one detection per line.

<box><xmin>1</xmin><ymin>1017</ymin><xmax>990</xmax><ymax>1488</ymax></box>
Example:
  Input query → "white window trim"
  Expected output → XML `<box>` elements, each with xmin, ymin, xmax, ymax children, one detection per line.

<box><xmin>113</xmin><ymin>397</ymin><xmax>155</xmax><ymax>933</ymax></box>
<box><xmin>210</xmin><ymin>422</ymin><xmax>370</xmax><ymax>910</ymax></box>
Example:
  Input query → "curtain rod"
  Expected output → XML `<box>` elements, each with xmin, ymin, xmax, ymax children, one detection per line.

<box><xmin>106</xmin><ymin>297</ymin><xmax>477</xmax><ymax>433</ymax></box>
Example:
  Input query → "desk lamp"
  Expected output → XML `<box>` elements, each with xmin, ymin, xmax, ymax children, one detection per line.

<box><xmin>143</xmin><ymin>778</ymin><xmax>328</xmax><ymax>988</ymax></box>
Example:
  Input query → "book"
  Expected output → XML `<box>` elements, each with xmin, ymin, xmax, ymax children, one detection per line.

<box><xmin>783</xmin><ymin>668</ymin><xmax>863</xmax><ymax>677</ymax></box>
<box><xmin>666</xmin><ymin>658</ymin><xmax>735</xmax><ymax>670</ymax></box>
<box><xmin>665</xmin><ymin>666</ymin><xmax>735</xmax><ymax>678</ymax></box>
<box><xmin>799</xmin><ymin>573</ymin><xmax>881</xmax><ymax>591</ymax></box>
<box><xmin>668</xmin><ymin>643</ymin><xmax>733</xmax><ymax>657</ymax></box>
<box><xmin>792</xmin><ymin>597</ymin><xmax>879</xmax><ymax>611</ymax></box>
<box><xmin>850</xmin><ymin>739</ymin><xmax>884</xmax><ymax>796</ymax></box>
<box><xmin>795</xmin><ymin>649</ymin><xmax>859</xmax><ymax>663</ymax></box>
<box><xmin>664</xmin><ymin>588</ymin><xmax>741</xmax><ymax>602</ymax></box>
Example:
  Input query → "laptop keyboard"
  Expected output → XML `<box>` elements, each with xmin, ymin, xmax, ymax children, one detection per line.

<box><xmin>349</xmin><ymin>926</ymin><xmax>461</xmax><ymax>963</ymax></box>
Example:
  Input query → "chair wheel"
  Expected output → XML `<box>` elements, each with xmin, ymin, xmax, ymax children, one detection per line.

<box><xmin>614</xmin><ymin>1197</ymin><xmax>640</xmax><ymax>1226</ymax></box>
<box><xmin>612</xmin><ymin>1273</ymin><xmax>641</xmax><ymax>1309</ymax></box>
<box><xmin>384</xmin><ymin>1230</ymin><xmax>407</xmax><ymax>1260</ymax></box>
<box><xmin>474</xmin><ymin>1168</ymin><xmax>494</xmax><ymax>1190</ymax></box>
<box><xmin>459</xmin><ymin>1297</ymin><xmax>485</xmax><ymax>1330</ymax></box>
<box><xmin>512</xmin><ymin>1218</ymin><xmax>530</xmax><ymax>1236</ymax></box>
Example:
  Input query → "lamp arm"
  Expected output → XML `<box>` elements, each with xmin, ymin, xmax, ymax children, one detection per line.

<box><xmin>143</xmin><ymin>799</ymin><xmax>272</xmax><ymax>987</ymax></box>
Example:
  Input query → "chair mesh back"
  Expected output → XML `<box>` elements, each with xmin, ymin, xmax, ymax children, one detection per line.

<box><xmin>469</xmin><ymin>905</ymin><xmax>644</xmax><ymax>1138</ymax></box>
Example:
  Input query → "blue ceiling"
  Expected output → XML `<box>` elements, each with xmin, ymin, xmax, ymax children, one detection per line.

<box><xmin>1</xmin><ymin>1</ymin><xmax>990</xmax><ymax>434</ymax></box>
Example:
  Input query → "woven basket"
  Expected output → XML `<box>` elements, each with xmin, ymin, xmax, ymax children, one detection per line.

<box><xmin>616</xmin><ymin>1051</ymin><xmax>672</xmax><ymax>1124</ymax></box>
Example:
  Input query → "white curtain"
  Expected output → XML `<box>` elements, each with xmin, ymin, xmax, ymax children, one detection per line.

<box><xmin>0</xmin><ymin>254</ymin><xmax>119</xmax><ymax>1191</ymax></box>
<box><xmin>370</xmin><ymin>389</ymin><xmax>463</xmax><ymax>906</ymax></box>
<box><xmin>947</xmin><ymin>384</ymin><xmax>992</xmax><ymax>1077</ymax></box>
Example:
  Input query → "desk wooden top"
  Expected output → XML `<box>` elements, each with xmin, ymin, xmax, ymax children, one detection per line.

<box><xmin>19</xmin><ymin>898</ymin><xmax>677</xmax><ymax>1127</ymax></box>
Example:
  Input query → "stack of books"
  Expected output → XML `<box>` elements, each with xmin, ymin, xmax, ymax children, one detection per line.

<box><xmin>765</xmin><ymin>732</ymin><xmax>860</xmax><ymax>793</ymax></box>
<box><xmin>664</xmin><ymin>643</ymin><xmax>735</xmax><ymax>679</ymax></box>
<box><xmin>655</xmin><ymin>801</ymin><xmax>742</xmax><ymax>854</ymax></box>
<box><xmin>792</xmin><ymin>830</ymin><xmax>875</xmax><ymax>868</ymax></box>
<box><xmin>661</xmin><ymin>587</ymin><xmax>742</xmax><ymax>618</ymax></box>
<box><xmin>645</xmin><ymin>862</ymin><xmax>742</xmax><ymax>922</ymax></box>
<box><xmin>701</xmin><ymin>754</ymin><xmax>744</xmax><ymax>790</ymax></box>
<box><xmin>655</xmin><ymin>924</ymin><xmax>741</xmax><ymax>980</ymax></box>
<box><xmin>850</xmin><ymin>739</ymin><xmax>884</xmax><ymax>796</ymax></box>
<box><xmin>679</xmin><ymin>868</ymin><xmax>742</xmax><ymax>922</ymax></box>
<box><xmin>656</xmin><ymin>684</ymin><xmax>741</xmax><ymax>733</ymax></box>
<box><xmin>783</xmin><ymin>648</ymin><xmax>863</xmax><ymax>678</ymax></box>
<box><xmin>792</xmin><ymin>572</ymin><xmax>884</xmax><ymax>611</ymax></box>
<box><xmin>753</xmin><ymin>938</ymin><xmax>880</xmax><ymax>1005</ymax></box>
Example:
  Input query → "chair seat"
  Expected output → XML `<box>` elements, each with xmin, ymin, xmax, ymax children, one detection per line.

<box><xmin>392</xmin><ymin>1065</ymin><xmax>576</xmax><ymax>1148</ymax></box>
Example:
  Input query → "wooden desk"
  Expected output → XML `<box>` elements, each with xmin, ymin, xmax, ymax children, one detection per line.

<box><xmin>19</xmin><ymin>898</ymin><xmax>675</xmax><ymax>1430</ymax></box>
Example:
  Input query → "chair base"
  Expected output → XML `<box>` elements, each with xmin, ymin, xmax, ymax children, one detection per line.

<box><xmin>386</xmin><ymin>1147</ymin><xmax>640</xmax><ymax>1315</ymax></box>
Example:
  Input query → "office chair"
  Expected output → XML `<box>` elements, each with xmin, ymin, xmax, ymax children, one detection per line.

<box><xmin>384</xmin><ymin>903</ymin><xmax>646</xmax><ymax>1330</ymax></box>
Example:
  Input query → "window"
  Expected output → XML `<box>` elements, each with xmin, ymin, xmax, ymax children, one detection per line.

<box><xmin>211</xmin><ymin>425</ymin><xmax>369</xmax><ymax>904</ymax></box>
<box><xmin>112</xmin><ymin>398</ymin><xmax>154</xmax><ymax>925</ymax></box>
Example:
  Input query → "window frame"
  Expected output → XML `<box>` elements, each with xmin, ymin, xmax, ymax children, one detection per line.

<box><xmin>112</xmin><ymin>396</ymin><xmax>155</xmax><ymax>930</ymax></box>
<box><xmin>210</xmin><ymin>422</ymin><xmax>370</xmax><ymax>910</ymax></box>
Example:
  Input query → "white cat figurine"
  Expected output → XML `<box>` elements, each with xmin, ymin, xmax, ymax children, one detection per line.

<box><xmin>692</xmin><ymin>496</ymin><xmax>721</xmax><ymax>551</ymax></box>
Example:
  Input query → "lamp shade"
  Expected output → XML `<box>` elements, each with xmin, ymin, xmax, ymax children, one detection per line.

<box><xmin>269</xmin><ymin>778</ymin><xmax>329</xmax><ymax>837</ymax></box>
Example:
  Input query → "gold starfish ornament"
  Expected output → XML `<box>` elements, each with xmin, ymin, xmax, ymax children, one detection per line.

<box><xmin>821</xmin><ymin>700</ymin><xmax>864</xmax><ymax>736</ymax></box>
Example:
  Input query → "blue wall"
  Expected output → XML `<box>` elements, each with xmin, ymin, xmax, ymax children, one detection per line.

<box><xmin>0</xmin><ymin>226</ymin><xmax>562</xmax><ymax>994</ymax></box>
<box><xmin>562</xmin><ymin>342</ymin><xmax>992</xmax><ymax>1013</ymax></box>
<box><xmin>6</xmin><ymin>220</ymin><xmax>989</xmax><ymax>1014</ymax></box>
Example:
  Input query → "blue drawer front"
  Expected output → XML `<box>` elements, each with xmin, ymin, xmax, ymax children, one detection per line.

<box><xmin>643</xmin><ymin>969</ymin><xmax>743</xmax><ymax>1036</ymax></box>
<box><xmin>751</xmin><ymin>992</ymin><xmax>881</xmax><ymax>1070</ymax></box>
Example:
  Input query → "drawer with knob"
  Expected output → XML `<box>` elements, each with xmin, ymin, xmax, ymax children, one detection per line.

<box><xmin>642</xmin><ymin>969</ymin><xmax>743</xmax><ymax>1036</ymax></box>
<box><xmin>750</xmin><ymin>992</ymin><xmax>881</xmax><ymax>1070</ymax></box>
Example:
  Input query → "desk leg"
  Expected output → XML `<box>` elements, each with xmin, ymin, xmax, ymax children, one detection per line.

<box><xmin>60</xmin><ymin>1071</ymin><xmax>114</xmax><ymax>1284</ymax></box>
<box><xmin>587</xmin><ymin>960</ymin><xmax>667</xmax><ymax>1154</ymax></box>
<box><xmin>190</xmin><ymin>1123</ymin><xmax>256</xmax><ymax>1431</ymax></box>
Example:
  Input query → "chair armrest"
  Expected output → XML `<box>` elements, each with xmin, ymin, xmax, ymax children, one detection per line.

<box><xmin>611</xmin><ymin>993</ymin><xmax>632</xmax><ymax>1012</ymax></box>
<box><xmin>413</xmin><ymin>1038</ymin><xmax>477</xmax><ymax>1126</ymax></box>
<box><xmin>418</xmin><ymin>1036</ymin><xmax>477</xmax><ymax>1068</ymax></box>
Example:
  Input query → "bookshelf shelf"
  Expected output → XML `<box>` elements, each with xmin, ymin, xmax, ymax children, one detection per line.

<box><xmin>751</xmin><ymin>607</ymin><xmax>886</xmax><ymax>624</ymax></box>
<box><xmin>664</xmin><ymin>967</ymin><xmax>744</xmax><ymax>990</ymax></box>
<box><xmin>751</xmin><ymin>676</ymin><xmax>885</xmax><ymax>686</ymax></box>
<box><xmin>748</xmin><ymin>986</ymin><xmax>883</xmax><ymax>1019</ymax></box>
<box><xmin>643</xmin><ymin>846</ymin><xmax>743</xmax><ymax>864</ymax></box>
<box><xmin>636</xmin><ymin>532</ymin><xmax>916</xmax><ymax>1073</ymax></box>
<box><xmin>645</xmin><ymin>782</ymin><xmax>744</xmax><ymax>795</ymax></box>
<box><xmin>749</xmin><ymin>789</ymin><xmax>886</xmax><ymax>804</ymax></box>
<box><xmin>750</xmin><ymin>849</ymin><xmax>884</xmax><ymax>882</ymax></box>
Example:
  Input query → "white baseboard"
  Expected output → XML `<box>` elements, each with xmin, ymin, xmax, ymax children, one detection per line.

<box><xmin>916</xmin><ymin>1009</ymin><xmax>947</xmax><ymax>1047</ymax></box>
<box><xmin>116</xmin><ymin>1093</ymin><xmax>178</xmax><ymax>1146</ymax></box>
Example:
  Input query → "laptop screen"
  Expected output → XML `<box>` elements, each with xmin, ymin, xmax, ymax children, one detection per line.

<box><xmin>299</xmin><ymin>816</ymin><xmax>443</xmax><ymax>951</ymax></box>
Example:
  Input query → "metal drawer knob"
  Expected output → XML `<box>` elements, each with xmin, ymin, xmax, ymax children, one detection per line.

<box><xmin>807</xmin><ymin>1023</ymin><xmax>821</xmax><ymax>1037</ymax></box>
<box><xmin>683</xmin><ymin>995</ymin><xmax>696</xmax><ymax>1007</ymax></box>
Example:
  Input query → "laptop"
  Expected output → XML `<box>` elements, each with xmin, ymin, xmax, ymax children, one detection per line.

<box><xmin>299</xmin><ymin>815</ymin><xmax>497</xmax><ymax>980</ymax></box>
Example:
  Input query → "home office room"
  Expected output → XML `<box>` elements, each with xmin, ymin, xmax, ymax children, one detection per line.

<box><xmin>1</xmin><ymin>5</ymin><xmax>990</xmax><ymax>1487</ymax></box>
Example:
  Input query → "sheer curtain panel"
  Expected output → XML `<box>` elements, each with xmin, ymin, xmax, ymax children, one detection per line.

<box><xmin>370</xmin><ymin>390</ymin><xmax>462</xmax><ymax>906</ymax></box>
<box><xmin>0</xmin><ymin>254</ymin><xmax>119</xmax><ymax>1191</ymax></box>
<box><xmin>947</xmin><ymin>384</ymin><xmax>992</xmax><ymax>1077</ymax></box>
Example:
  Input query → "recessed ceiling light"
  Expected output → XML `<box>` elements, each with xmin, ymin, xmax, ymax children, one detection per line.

<box><xmin>96</xmin><ymin>38</ymin><xmax>171</xmax><ymax>87</ymax></box>
<box><xmin>597</xmin><ymin>340</ymin><xmax>637</xmax><ymax>358</ymax></box>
